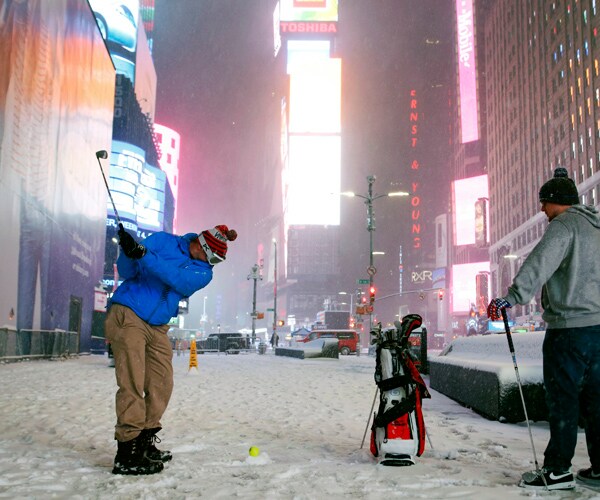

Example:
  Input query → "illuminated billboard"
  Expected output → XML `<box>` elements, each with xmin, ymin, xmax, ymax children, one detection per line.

<box><xmin>108</xmin><ymin>141</ymin><xmax>166</xmax><ymax>238</ymax></box>
<box><xmin>154</xmin><ymin>124</ymin><xmax>180</xmax><ymax>231</ymax></box>
<box><xmin>452</xmin><ymin>262</ymin><xmax>490</xmax><ymax>313</ymax></box>
<box><xmin>286</xmin><ymin>43</ymin><xmax>341</xmax><ymax>226</ymax></box>
<box><xmin>452</xmin><ymin>174</ymin><xmax>488</xmax><ymax>246</ymax></box>
<box><xmin>474</xmin><ymin>197</ymin><xmax>489</xmax><ymax>247</ymax></box>
<box><xmin>134</xmin><ymin>21</ymin><xmax>156</xmax><ymax>121</ymax></box>
<box><xmin>287</xmin><ymin>40</ymin><xmax>331</xmax><ymax>73</ymax></box>
<box><xmin>289</xmin><ymin>58</ymin><xmax>341</xmax><ymax>133</ymax></box>
<box><xmin>274</xmin><ymin>2</ymin><xmax>282</xmax><ymax>57</ymax></box>
<box><xmin>280</xmin><ymin>0</ymin><xmax>338</xmax><ymax>21</ymax></box>
<box><xmin>456</xmin><ymin>0</ymin><xmax>478</xmax><ymax>143</ymax></box>
<box><xmin>280</xmin><ymin>0</ymin><xmax>338</xmax><ymax>34</ymax></box>
<box><xmin>0</xmin><ymin>0</ymin><xmax>115</xmax><ymax>351</ymax></box>
<box><xmin>90</xmin><ymin>0</ymin><xmax>140</xmax><ymax>83</ymax></box>
<box><xmin>136</xmin><ymin>163</ymin><xmax>166</xmax><ymax>237</ymax></box>
<box><xmin>287</xmin><ymin>135</ymin><xmax>341</xmax><ymax>225</ymax></box>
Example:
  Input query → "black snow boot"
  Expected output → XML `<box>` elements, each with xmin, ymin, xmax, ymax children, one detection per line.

<box><xmin>112</xmin><ymin>434</ymin><xmax>164</xmax><ymax>475</ymax></box>
<box><xmin>141</xmin><ymin>428</ymin><xmax>173</xmax><ymax>462</ymax></box>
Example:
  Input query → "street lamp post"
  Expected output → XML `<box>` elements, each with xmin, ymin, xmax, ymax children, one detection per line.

<box><xmin>247</xmin><ymin>264</ymin><xmax>262</xmax><ymax>345</ymax></box>
<box><xmin>200</xmin><ymin>295</ymin><xmax>208</xmax><ymax>334</ymax></box>
<box><xmin>342</xmin><ymin>175</ymin><xmax>408</xmax><ymax>351</ymax></box>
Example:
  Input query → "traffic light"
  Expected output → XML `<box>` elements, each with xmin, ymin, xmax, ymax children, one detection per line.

<box><xmin>438</xmin><ymin>289</ymin><xmax>444</xmax><ymax>301</ymax></box>
<box><xmin>277</xmin><ymin>319</ymin><xmax>285</xmax><ymax>327</ymax></box>
<box><xmin>369</xmin><ymin>285</ymin><xmax>376</xmax><ymax>305</ymax></box>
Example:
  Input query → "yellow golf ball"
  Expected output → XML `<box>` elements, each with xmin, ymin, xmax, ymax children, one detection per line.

<box><xmin>249</xmin><ymin>446</ymin><xmax>260</xmax><ymax>457</ymax></box>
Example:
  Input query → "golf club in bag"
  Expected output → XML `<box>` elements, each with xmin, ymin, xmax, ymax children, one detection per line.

<box><xmin>369</xmin><ymin>314</ymin><xmax>430</xmax><ymax>466</ymax></box>
<box><xmin>501</xmin><ymin>308</ymin><xmax>548</xmax><ymax>490</ymax></box>
<box><xmin>95</xmin><ymin>150</ymin><xmax>123</xmax><ymax>231</ymax></box>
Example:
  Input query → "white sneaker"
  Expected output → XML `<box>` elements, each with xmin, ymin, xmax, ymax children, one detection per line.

<box><xmin>519</xmin><ymin>468</ymin><xmax>575</xmax><ymax>490</ymax></box>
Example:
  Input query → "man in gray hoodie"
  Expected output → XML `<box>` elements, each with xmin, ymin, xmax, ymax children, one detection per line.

<box><xmin>487</xmin><ymin>167</ymin><xmax>600</xmax><ymax>491</ymax></box>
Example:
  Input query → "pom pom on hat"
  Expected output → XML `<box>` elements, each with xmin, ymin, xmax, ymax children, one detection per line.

<box><xmin>198</xmin><ymin>225</ymin><xmax>238</xmax><ymax>264</ymax></box>
<box><xmin>539</xmin><ymin>167</ymin><xmax>579</xmax><ymax>205</ymax></box>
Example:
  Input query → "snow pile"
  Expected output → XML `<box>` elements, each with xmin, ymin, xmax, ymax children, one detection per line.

<box><xmin>435</xmin><ymin>332</ymin><xmax>544</xmax><ymax>385</ymax></box>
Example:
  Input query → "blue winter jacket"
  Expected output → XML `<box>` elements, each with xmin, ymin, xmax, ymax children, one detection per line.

<box><xmin>110</xmin><ymin>232</ymin><xmax>213</xmax><ymax>325</ymax></box>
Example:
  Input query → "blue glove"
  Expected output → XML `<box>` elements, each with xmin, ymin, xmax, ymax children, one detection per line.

<box><xmin>487</xmin><ymin>298</ymin><xmax>511</xmax><ymax>320</ymax></box>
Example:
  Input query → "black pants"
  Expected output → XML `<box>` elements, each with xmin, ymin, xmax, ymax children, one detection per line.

<box><xmin>543</xmin><ymin>325</ymin><xmax>600</xmax><ymax>471</ymax></box>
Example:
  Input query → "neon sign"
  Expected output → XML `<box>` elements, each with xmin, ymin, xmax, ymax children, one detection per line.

<box><xmin>409</xmin><ymin>89</ymin><xmax>421</xmax><ymax>250</ymax></box>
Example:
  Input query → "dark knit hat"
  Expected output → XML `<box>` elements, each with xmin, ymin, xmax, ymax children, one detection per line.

<box><xmin>539</xmin><ymin>167</ymin><xmax>579</xmax><ymax>205</ymax></box>
<box><xmin>198</xmin><ymin>225</ymin><xmax>238</xmax><ymax>265</ymax></box>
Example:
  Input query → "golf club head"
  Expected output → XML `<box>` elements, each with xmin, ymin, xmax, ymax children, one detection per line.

<box><xmin>96</xmin><ymin>150</ymin><xmax>108</xmax><ymax>160</ymax></box>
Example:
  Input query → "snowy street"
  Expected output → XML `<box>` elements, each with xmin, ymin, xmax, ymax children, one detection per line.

<box><xmin>0</xmin><ymin>351</ymin><xmax>596</xmax><ymax>499</ymax></box>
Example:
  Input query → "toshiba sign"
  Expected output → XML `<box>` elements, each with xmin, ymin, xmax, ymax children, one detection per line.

<box><xmin>280</xmin><ymin>21</ymin><xmax>337</xmax><ymax>34</ymax></box>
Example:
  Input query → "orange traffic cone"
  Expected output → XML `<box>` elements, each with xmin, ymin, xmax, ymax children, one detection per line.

<box><xmin>189</xmin><ymin>339</ymin><xmax>198</xmax><ymax>371</ymax></box>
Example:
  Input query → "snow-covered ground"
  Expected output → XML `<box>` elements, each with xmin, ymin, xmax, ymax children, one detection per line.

<box><xmin>0</xmin><ymin>350</ymin><xmax>596</xmax><ymax>499</ymax></box>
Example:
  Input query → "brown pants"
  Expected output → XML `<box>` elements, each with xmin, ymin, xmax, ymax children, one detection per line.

<box><xmin>105</xmin><ymin>304</ymin><xmax>173</xmax><ymax>442</ymax></box>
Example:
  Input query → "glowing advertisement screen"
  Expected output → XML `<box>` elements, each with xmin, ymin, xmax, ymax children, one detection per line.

<box><xmin>274</xmin><ymin>2</ymin><xmax>282</xmax><ymax>57</ymax></box>
<box><xmin>452</xmin><ymin>262</ymin><xmax>490</xmax><ymax>313</ymax></box>
<box><xmin>89</xmin><ymin>0</ymin><xmax>140</xmax><ymax>83</ymax></box>
<box><xmin>287</xmin><ymin>135</ymin><xmax>341</xmax><ymax>225</ymax></box>
<box><xmin>289</xmin><ymin>59</ymin><xmax>341</xmax><ymax>133</ymax></box>
<box><xmin>453</xmin><ymin>175</ymin><xmax>488</xmax><ymax>246</ymax></box>
<box><xmin>287</xmin><ymin>40</ymin><xmax>331</xmax><ymax>74</ymax></box>
<box><xmin>108</xmin><ymin>141</ymin><xmax>166</xmax><ymax>238</ymax></box>
<box><xmin>280</xmin><ymin>0</ymin><xmax>338</xmax><ymax>21</ymax></box>
<box><xmin>154</xmin><ymin>123</ymin><xmax>180</xmax><ymax>231</ymax></box>
<box><xmin>456</xmin><ymin>0</ymin><xmax>478</xmax><ymax>143</ymax></box>
<box><xmin>0</xmin><ymin>0</ymin><xmax>114</xmax><ymax>350</ymax></box>
<box><xmin>286</xmin><ymin>42</ymin><xmax>341</xmax><ymax>226</ymax></box>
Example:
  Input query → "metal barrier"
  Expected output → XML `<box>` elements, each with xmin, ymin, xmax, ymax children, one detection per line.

<box><xmin>0</xmin><ymin>328</ymin><xmax>80</xmax><ymax>360</ymax></box>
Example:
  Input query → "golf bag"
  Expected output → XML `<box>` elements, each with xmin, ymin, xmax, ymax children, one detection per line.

<box><xmin>370</xmin><ymin>314</ymin><xmax>430</xmax><ymax>466</ymax></box>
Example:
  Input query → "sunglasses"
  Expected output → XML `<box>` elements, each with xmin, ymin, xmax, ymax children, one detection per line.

<box><xmin>197</xmin><ymin>234</ymin><xmax>226</xmax><ymax>265</ymax></box>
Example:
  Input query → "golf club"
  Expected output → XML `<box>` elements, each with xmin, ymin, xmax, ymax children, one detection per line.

<box><xmin>501</xmin><ymin>307</ymin><xmax>547</xmax><ymax>490</ymax></box>
<box><xmin>95</xmin><ymin>150</ymin><xmax>123</xmax><ymax>230</ymax></box>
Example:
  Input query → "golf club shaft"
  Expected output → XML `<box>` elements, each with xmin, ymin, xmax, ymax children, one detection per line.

<box><xmin>501</xmin><ymin>308</ymin><xmax>547</xmax><ymax>489</ymax></box>
<box><xmin>95</xmin><ymin>154</ymin><xmax>123</xmax><ymax>230</ymax></box>
<box><xmin>360</xmin><ymin>387</ymin><xmax>378</xmax><ymax>449</ymax></box>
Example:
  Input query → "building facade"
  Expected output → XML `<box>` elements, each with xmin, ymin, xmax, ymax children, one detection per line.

<box><xmin>482</xmin><ymin>1</ymin><xmax>600</xmax><ymax>319</ymax></box>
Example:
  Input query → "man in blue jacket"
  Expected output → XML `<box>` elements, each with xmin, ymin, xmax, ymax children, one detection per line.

<box><xmin>105</xmin><ymin>224</ymin><xmax>237</xmax><ymax>475</ymax></box>
<box><xmin>488</xmin><ymin>168</ymin><xmax>600</xmax><ymax>491</ymax></box>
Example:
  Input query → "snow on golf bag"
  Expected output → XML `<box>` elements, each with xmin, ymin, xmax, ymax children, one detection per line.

<box><xmin>370</xmin><ymin>314</ymin><xmax>430</xmax><ymax>466</ymax></box>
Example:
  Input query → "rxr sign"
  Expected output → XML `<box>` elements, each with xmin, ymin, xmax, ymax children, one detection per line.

<box><xmin>411</xmin><ymin>270</ymin><xmax>432</xmax><ymax>284</ymax></box>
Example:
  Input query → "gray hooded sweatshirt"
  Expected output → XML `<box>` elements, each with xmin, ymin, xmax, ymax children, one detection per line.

<box><xmin>503</xmin><ymin>204</ymin><xmax>600</xmax><ymax>329</ymax></box>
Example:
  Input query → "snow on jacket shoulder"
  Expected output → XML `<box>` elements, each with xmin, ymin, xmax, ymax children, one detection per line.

<box><xmin>504</xmin><ymin>205</ymin><xmax>600</xmax><ymax>329</ymax></box>
<box><xmin>111</xmin><ymin>232</ymin><xmax>213</xmax><ymax>325</ymax></box>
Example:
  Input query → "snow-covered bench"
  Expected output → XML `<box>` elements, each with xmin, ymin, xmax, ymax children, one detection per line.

<box><xmin>428</xmin><ymin>332</ymin><xmax>547</xmax><ymax>423</ymax></box>
<box><xmin>275</xmin><ymin>339</ymin><xmax>339</xmax><ymax>359</ymax></box>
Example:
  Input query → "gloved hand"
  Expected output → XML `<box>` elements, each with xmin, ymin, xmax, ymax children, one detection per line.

<box><xmin>118</xmin><ymin>225</ymin><xmax>146</xmax><ymax>259</ymax></box>
<box><xmin>487</xmin><ymin>298</ymin><xmax>511</xmax><ymax>320</ymax></box>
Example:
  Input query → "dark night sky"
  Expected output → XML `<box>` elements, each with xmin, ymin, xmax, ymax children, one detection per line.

<box><xmin>153</xmin><ymin>0</ymin><xmax>277</xmax><ymax>238</ymax></box>
<box><xmin>152</xmin><ymin>0</ymin><xmax>280</xmax><ymax>329</ymax></box>
<box><xmin>151</xmin><ymin>1</ymin><xmax>455</xmax><ymax>329</ymax></box>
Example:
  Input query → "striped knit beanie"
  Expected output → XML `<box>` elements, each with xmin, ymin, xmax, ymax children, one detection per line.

<box><xmin>198</xmin><ymin>225</ymin><xmax>238</xmax><ymax>264</ymax></box>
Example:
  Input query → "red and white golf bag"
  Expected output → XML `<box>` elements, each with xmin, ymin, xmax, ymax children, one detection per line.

<box><xmin>370</xmin><ymin>314</ymin><xmax>430</xmax><ymax>466</ymax></box>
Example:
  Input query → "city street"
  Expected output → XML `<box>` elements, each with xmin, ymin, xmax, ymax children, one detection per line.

<box><xmin>0</xmin><ymin>352</ymin><xmax>595</xmax><ymax>499</ymax></box>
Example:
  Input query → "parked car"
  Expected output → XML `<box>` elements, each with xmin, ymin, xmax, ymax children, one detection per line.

<box><xmin>297</xmin><ymin>329</ymin><xmax>359</xmax><ymax>355</ymax></box>
<box><xmin>196</xmin><ymin>333</ymin><xmax>249</xmax><ymax>354</ymax></box>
